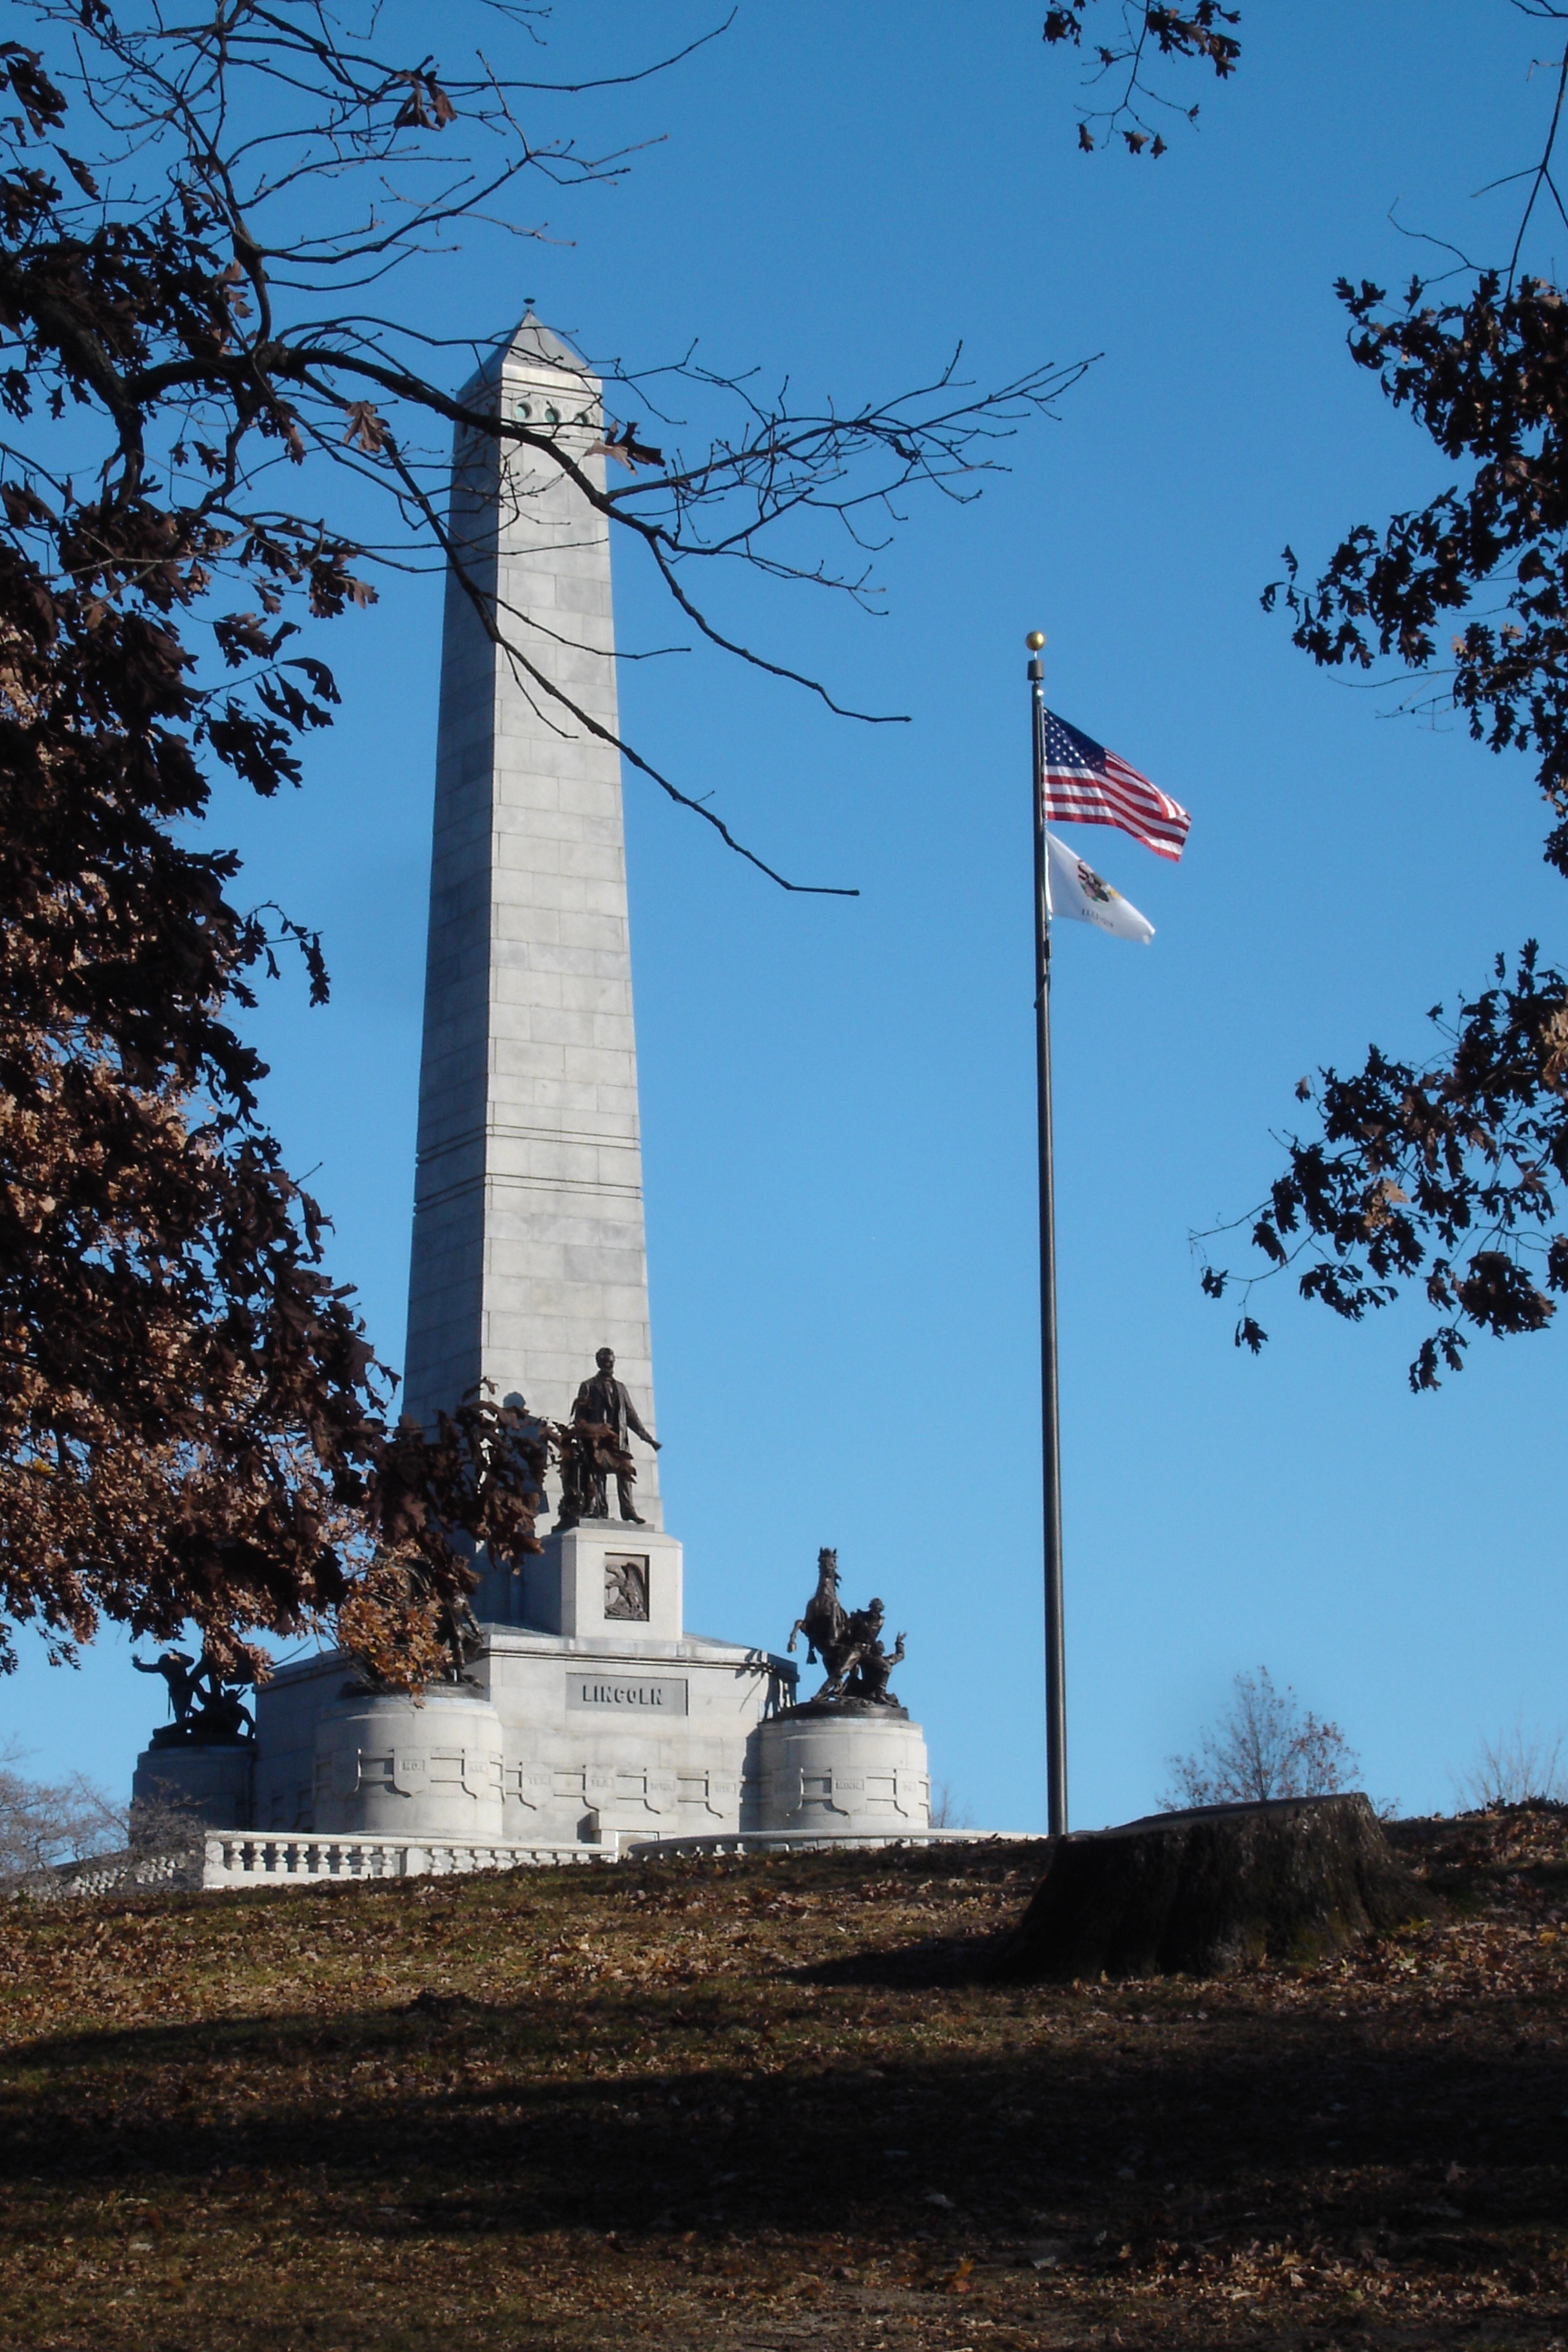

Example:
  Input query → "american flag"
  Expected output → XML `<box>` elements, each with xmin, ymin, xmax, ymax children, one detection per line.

<box><xmin>1038</xmin><ymin>709</ymin><xmax>1190</xmax><ymax>863</ymax></box>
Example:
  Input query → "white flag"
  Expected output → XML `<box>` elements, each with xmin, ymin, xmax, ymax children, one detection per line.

<box><xmin>1046</xmin><ymin>829</ymin><xmax>1154</xmax><ymax>944</ymax></box>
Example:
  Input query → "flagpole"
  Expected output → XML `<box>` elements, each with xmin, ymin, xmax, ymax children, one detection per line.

<box><xmin>1027</xmin><ymin>629</ymin><xmax>1068</xmax><ymax>1838</ymax></box>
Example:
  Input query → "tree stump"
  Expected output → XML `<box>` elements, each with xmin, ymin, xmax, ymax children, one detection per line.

<box><xmin>998</xmin><ymin>1793</ymin><xmax>1432</xmax><ymax>1981</ymax></box>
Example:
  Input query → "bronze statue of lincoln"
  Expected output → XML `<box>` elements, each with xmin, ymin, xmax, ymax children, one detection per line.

<box><xmin>571</xmin><ymin>1347</ymin><xmax>661</xmax><ymax>1523</ymax></box>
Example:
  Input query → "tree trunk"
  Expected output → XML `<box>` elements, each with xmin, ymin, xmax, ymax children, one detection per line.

<box><xmin>999</xmin><ymin>1793</ymin><xmax>1432</xmax><ymax>1982</ymax></box>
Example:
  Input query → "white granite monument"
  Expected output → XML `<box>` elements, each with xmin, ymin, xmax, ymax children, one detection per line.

<box><xmin>398</xmin><ymin>314</ymin><xmax>662</xmax><ymax>1534</ymax></box>
<box><xmin>132</xmin><ymin>315</ymin><xmax>931</xmax><ymax>1858</ymax></box>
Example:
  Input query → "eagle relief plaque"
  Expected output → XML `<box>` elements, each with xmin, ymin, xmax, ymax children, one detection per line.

<box><xmin>603</xmin><ymin>1553</ymin><xmax>650</xmax><ymax>1622</ymax></box>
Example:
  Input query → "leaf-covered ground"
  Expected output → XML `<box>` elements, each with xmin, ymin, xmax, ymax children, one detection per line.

<box><xmin>1</xmin><ymin>1809</ymin><xmax>1565</xmax><ymax>2350</ymax></box>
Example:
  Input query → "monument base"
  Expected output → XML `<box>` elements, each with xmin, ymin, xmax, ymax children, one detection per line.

<box><xmin>755</xmin><ymin>1699</ymin><xmax>930</xmax><ymax>1836</ymax></box>
<box><xmin>312</xmin><ymin>1686</ymin><xmax>505</xmax><ymax>1840</ymax></box>
<box><xmin>500</xmin><ymin>1518</ymin><xmax>683</xmax><ymax>1643</ymax></box>
<box><xmin>132</xmin><ymin>1740</ymin><xmax>254</xmax><ymax>1831</ymax></box>
<box><xmin>245</xmin><ymin>1529</ymin><xmax>929</xmax><ymax>1849</ymax></box>
<box><xmin>253</xmin><ymin>1618</ymin><xmax>799</xmax><ymax>1845</ymax></box>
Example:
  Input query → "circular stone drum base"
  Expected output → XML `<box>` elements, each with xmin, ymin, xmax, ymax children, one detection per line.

<box><xmin>132</xmin><ymin>1740</ymin><xmax>254</xmax><ymax>1832</ymax></box>
<box><xmin>756</xmin><ymin>1701</ymin><xmax>929</xmax><ymax>1837</ymax></box>
<box><xmin>313</xmin><ymin>1685</ymin><xmax>505</xmax><ymax>1840</ymax></box>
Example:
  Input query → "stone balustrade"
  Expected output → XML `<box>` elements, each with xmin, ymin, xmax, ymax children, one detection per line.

<box><xmin>13</xmin><ymin>1823</ymin><xmax>1026</xmax><ymax>1906</ymax></box>
<box><xmin>30</xmin><ymin>1849</ymin><xmax>201</xmax><ymax>1900</ymax></box>
<box><xmin>626</xmin><ymin>1829</ymin><xmax>1034</xmax><ymax>1858</ymax></box>
<box><xmin>201</xmin><ymin>1830</ymin><xmax>620</xmax><ymax>1886</ymax></box>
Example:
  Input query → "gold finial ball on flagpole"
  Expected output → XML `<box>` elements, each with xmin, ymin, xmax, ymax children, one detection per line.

<box><xmin>1025</xmin><ymin>631</ymin><xmax>1045</xmax><ymax>652</ymax></box>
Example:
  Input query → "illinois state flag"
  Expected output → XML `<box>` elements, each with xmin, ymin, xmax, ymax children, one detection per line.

<box><xmin>1039</xmin><ymin>709</ymin><xmax>1191</xmax><ymax>860</ymax></box>
<box><xmin>1047</xmin><ymin>830</ymin><xmax>1155</xmax><ymax>944</ymax></box>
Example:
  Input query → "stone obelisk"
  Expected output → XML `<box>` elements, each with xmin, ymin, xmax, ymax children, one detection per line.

<box><xmin>403</xmin><ymin>314</ymin><xmax>661</xmax><ymax>1526</ymax></box>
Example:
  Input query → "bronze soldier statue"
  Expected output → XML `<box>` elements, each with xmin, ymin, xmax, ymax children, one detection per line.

<box><xmin>569</xmin><ymin>1347</ymin><xmax>661</xmax><ymax>1524</ymax></box>
<box><xmin>831</xmin><ymin>1598</ymin><xmax>906</xmax><ymax>1706</ymax></box>
<box><xmin>132</xmin><ymin>1647</ymin><xmax>202</xmax><ymax>1730</ymax></box>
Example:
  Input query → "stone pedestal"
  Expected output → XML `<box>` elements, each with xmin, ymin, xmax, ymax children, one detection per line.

<box><xmin>132</xmin><ymin>1740</ymin><xmax>254</xmax><ymax>1831</ymax></box>
<box><xmin>754</xmin><ymin>1700</ymin><xmax>930</xmax><ymax>1836</ymax></box>
<box><xmin>509</xmin><ymin>1519</ymin><xmax>684</xmax><ymax>1643</ymax></box>
<box><xmin>312</xmin><ymin>1687</ymin><xmax>505</xmax><ymax>1840</ymax></box>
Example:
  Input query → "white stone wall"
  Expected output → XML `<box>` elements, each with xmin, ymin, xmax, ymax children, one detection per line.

<box><xmin>252</xmin><ymin>1651</ymin><xmax>344</xmax><ymax>1832</ymax></box>
<box><xmin>404</xmin><ymin>316</ymin><xmax>660</xmax><ymax>1519</ymax></box>
<box><xmin>252</xmin><ymin>1628</ymin><xmax>799</xmax><ymax>1845</ymax></box>
<box><xmin>476</xmin><ymin>1631</ymin><xmax>791</xmax><ymax>1842</ymax></box>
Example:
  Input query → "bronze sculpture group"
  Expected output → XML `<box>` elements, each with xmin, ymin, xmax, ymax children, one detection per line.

<box><xmin>787</xmin><ymin>1547</ymin><xmax>906</xmax><ymax>1709</ymax></box>
<box><xmin>132</xmin><ymin>1347</ymin><xmax>666</xmax><ymax>1713</ymax></box>
<box><xmin>130</xmin><ymin>1363</ymin><xmax>914</xmax><ymax>1728</ymax></box>
<box><xmin>133</xmin><ymin>1648</ymin><xmax>255</xmax><ymax>1744</ymax></box>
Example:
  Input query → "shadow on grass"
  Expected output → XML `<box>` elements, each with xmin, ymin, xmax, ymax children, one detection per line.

<box><xmin>4</xmin><ymin>1978</ymin><xmax>1567</xmax><ymax>2248</ymax></box>
<box><xmin>790</xmin><ymin>1925</ymin><xmax>1014</xmax><ymax>1988</ymax></box>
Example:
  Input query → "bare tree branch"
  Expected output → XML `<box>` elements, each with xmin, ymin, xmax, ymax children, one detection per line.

<box><xmin>0</xmin><ymin>3</ymin><xmax>1087</xmax><ymax>1673</ymax></box>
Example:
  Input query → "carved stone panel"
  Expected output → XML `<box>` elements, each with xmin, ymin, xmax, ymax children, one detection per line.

<box><xmin>603</xmin><ymin>1553</ymin><xmax>650</xmax><ymax>1621</ymax></box>
<box><xmin>567</xmin><ymin>1673</ymin><xmax>688</xmax><ymax>1717</ymax></box>
<box><xmin>509</xmin><ymin>1767</ymin><xmax>554</xmax><ymax>1813</ymax></box>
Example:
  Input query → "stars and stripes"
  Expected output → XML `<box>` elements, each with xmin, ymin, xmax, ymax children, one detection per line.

<box><xmin>1037</xmin><ymin>709</ymin><xmax>1191</xmax><ymax>862</ymax></box>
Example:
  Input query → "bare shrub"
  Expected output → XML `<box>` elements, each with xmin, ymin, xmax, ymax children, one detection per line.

<box><xmin>126</xmin><ymin>1783</ymin><xmax>210</xmax><ymax>1861</ymax></box>
<box><xmin>0</xmin><ymin>1742</ymin><xmax>214</xmax><ymax>1895</ymax></box>
<box><xmin>1455</xmin><ymin>1724</ymin><xmax>1566</xmax><ymax>1811</ymax></box>
<box><xmin>1163</xmin><ymin>1667</ymin><xmax>1361</xmax><ymax>1809</ymax></box>
<box><xmin>929</xmin><ymin>1780</ymin><xmax>976</xmax><ymax>1831</ymax></box>
<box><xmin>0</xmin><ymin>1740</ymin><xmax>126</xmax><ymax>1881</ymax></box>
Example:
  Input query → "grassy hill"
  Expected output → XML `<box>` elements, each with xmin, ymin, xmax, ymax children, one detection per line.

<box><xmin>0</xmin><ymin>1812</ymin><xmax>1564</xmax><ymax>2349</ymax></box>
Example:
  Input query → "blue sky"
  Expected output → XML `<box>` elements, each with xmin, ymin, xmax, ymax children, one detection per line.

<box><xmin>10</xmin><ymin>0</ymin><xmax>1566</xmax><ymax>1830</ymax></box>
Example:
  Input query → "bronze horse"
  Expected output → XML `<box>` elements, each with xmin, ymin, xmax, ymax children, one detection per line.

<box><xmin>787</xmin><ymin>1549</ymin><xmax>907</xmax><ymax>1705</ymax></box>
<box><xmin>787</xmin><ymin>1547</ymin><xmax>856</xmax><ymax>1690</ymax></box>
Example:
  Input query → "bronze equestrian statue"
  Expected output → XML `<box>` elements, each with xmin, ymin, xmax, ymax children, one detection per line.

<box><xmin>787</xmin><ymin>1550</ymin><xmax>906</xmax><ymax>1708</ymax></box>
